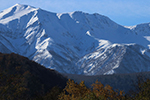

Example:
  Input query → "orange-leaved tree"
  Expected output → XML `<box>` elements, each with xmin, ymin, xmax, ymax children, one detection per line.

<box><xmin>91</xmin><ymin>80</ymin><xmax>124</xmax><ymax>100</ymax></box>
<box><xmin>59</xmin><ymin>79</ymin><xmax>90</xmax><ymax>100</ymax></box>
<box><xmin>59</xmin><ymin>79</ymin><xmax>125</xmax><ymax>100</ymax></box>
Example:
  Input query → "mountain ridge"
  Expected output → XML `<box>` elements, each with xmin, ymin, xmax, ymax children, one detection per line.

<box><xmin>0</xmin><ymin>4</ymin><xmax>150</xmax><ymax>75</ymax></box>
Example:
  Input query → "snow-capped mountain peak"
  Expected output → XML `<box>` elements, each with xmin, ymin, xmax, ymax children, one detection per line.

<box><xmin>0</xmin><ymin>4</ymin><xmax>150</xmax><ymax>75</ymax></box>
<box><xmin>0</xmin><ymin>4</ymin><xmax>37</xmax><ymax>21</ymax></box>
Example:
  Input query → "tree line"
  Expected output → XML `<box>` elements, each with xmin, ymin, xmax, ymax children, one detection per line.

<box><xmin>0</xmin><ymin>53</ymin><xmax>150</xmax><ymax>100</ymax></box>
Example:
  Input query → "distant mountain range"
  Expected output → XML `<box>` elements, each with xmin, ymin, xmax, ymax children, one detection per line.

<box><xmin>0</xmin><ymin>4</ymin><xmax>150</xmax><ymax>75</ymax></box>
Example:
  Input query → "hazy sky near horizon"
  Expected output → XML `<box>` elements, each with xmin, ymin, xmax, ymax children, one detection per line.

<box><xmin>0</xmin><ymin>0</ymin><xmax>150</xmax><ymax>26</ymax></box>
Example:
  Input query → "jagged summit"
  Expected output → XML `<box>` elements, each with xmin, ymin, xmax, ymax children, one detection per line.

<box><xmin>0</xmin><ymin>4</ymin><xmax>150</xmax><ymax>75</ymax></box>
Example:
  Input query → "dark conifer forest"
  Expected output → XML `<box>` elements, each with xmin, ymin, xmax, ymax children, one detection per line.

<box><xmin>0</xmin><ymin>53</ymin><xmax>67</xmax><ymax>100</ymax></box>
<box><xmin>0</xmin><ymin>52</ymin><xmax>150</xmax><ymax>100</ymax></box>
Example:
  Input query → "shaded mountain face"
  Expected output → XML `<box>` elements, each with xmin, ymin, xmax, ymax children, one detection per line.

<box><xmin>0</xmin><ymin>4</ymin><xmax>150</xmax><ymax>75</ymax></box>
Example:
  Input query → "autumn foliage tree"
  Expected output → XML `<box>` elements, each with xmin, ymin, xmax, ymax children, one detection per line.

<box><xmin>91</xmin><ymin>80</ymin><xmax>124</xmax><ymax>100</ymax></box>
<box><xmin>59</xmin><ymin>79</ymin><xmax>90</xmax><ymax>100</ymax></box>
<box><xmin>59</xmin><ymin>79</ymin><xmax>125</xmax><ymax>100</ymax></box>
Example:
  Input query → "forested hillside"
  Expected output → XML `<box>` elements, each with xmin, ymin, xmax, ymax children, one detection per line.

<box><xmin>1</xmin><ymin>52</ymin><xmax>150</xmax><ymax>100</ymax></box>
<box><xmin>0</xmin><ymin>52</ymin><xmax>67</xmax><ymax>100</ymax></box>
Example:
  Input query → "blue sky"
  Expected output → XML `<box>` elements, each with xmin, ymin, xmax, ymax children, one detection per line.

<box><xmin>1</xmin><ymin>0</ymin><xmax>150</xmax><ymax>26</ymax></box>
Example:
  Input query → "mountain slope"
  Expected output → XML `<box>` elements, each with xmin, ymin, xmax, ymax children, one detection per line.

<box><xmin>77</xmin><ymin>44</ymin><xmax>150</xmax><ymax>75</ymax></box>
<box><xmin>0</xmin><ymin>4</ymin><xmax>150</xmax><ymax>75</ymax></box>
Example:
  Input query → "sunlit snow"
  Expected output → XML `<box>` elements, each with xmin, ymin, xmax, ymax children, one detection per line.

<box><xmin>0</xmin><ymin>4</ymin><xmax>150</xmax><ymax>75</ymax></box>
